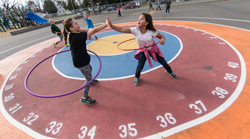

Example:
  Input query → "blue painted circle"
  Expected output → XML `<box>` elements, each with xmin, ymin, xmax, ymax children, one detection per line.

<box><xmin>53</xmin><ymin>30</ymin><xmax>181</xmax><ymax>80</ymax></box>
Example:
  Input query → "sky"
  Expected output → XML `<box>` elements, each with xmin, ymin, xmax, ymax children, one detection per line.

<box><xmin>0</xmin><ymin>0</ymin><xmax>32</xmax><ymax>7</ymax></box>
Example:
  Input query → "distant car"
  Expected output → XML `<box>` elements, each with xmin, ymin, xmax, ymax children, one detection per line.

<box><xmin>135</xmin><ymin>1</ymin><xmax>141</xmax><ymax>7</ymax></box>
<box><xmin>88</xmin><ymin>7</ymin><xmax>101</xmax><ymax>13</ymax></box>
<box><xmin>77</xmin><ymin>11</ymin><xmax>90</xmax><ymax>16</ymax></box>
<box><xmin>82</xmin><ymin>11</ymin><xmax>90</xmax><ymax>14</ymax></box>
<box><xmin>106</xmin><ymin>6</ymin><xmax>116</xmax><ymax>11</ymax></box>
<box><xmin>122</xmin><ymin>2</ymin><xmax>136</xmax><ymax>10</ymax></box>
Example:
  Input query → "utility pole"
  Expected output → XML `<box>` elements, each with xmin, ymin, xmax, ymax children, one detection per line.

<box><xmin>70</xmin><ymin>0</ymin><xmax>75</xmax><ymax>13</ymax></box>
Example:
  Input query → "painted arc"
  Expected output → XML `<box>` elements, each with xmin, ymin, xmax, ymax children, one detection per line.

<box><xmin>53</xmin><ymin>30</ymin><xmax>182</xmax><ymax>80</ymax></box>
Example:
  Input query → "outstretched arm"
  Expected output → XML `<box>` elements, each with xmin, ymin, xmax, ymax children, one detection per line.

<box><xmin>87</xmin><ymin>17</ymin><xmax>108</xmax><ymax>38</ymax></box>
<box><xmin>156</xmin><ymin>32</ymin><xmax>165</xmax><ymax>45</ymax></box>
<box><xmin>80</xmin><ymin>28</ymin><xmax>89</xmax><ymax>32</ymax></box>
<box><xmin>107</xmin><ymin>16</ymin><xmax>132</xmax><ymax>33</ymax></box>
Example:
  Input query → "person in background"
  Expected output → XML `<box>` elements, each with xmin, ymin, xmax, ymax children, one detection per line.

<box><xmin>165</xmin><ymin>0</ymin><xmax>172</xmax><ymax>14</ymax></box>
<box><xmin>117</xmin><ymin>4</ymin><xmax>122</xmax><ymax>17</ymax></box>
<box><xmin>156</xmin><ymin>0</ymin><xmax>161</xmax><ymax>11</ymax></box>
<box><xmin>49</xmin><ymin>19</ymin><xmax>69</xmax><ymax>48</ymax></box>
<box><xmin>82</xmin><ymin>14</ymin><xmax>98</xmax><ymax>40</ymax></box>
<box><xmin>147</xmin><ymin>0</ymin><xmax>154</xmax><ymax>11</ymax></box>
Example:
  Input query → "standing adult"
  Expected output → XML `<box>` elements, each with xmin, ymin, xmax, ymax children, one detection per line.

<box><xmin>165</xmin><ymin>0</ymin><xmax>172</xmax><ymax>14</ymax></box>
<box><xmin>156</xmin><ymin>0</ymin><xmax>161</xmax><ymax>11</ymax></box>
<box><xmin>117</xmin><ymin>4</ymin><xmax>122</xmax><ymax>17</ymax></box>
<box><xmin>147</xmin><ymin>0</ymin><xmax>154</xmax><ymax>11</ymax></box>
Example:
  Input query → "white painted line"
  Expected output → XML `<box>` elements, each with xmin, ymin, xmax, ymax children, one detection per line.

<box><xmin>0</xmin><ymin>34</ymin><xmax>54</xmax><ymax>55</ymax></box>
<box><xmin>51</xmin><ymin>30</ymin><xmax>183</xmax><ymax>81</ymax></box>
<box><xmin>140</xmin><ymin>24</ymin><xmax>247</xmax><ymax>139</ymax></box>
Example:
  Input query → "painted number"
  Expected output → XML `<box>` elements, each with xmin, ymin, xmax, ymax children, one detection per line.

<box><xmin>156</xmin><ymin>113</ymin><xmax>176</xmax><ymax>128</ymax></box>
<box><xmin>212</xmin><ymin>87</ymin><xmax>229</xmax><ymax>98</ymax></box>
<box><xmin>224</xmin><ymin>73</ymin><xmax>237</xmax><ymax>82</ymax></box>
<box><xmin>228</xmin><ymin>62</ymin><xmax>239</xmax><ymax>68</ymax></box>
<box><xmin>78</xmin><ymin>126</ymin><xmax>96</xmax><ymax>139</ymax></box>
<box><xmin>23</xmin><ymin>112</ymin><xmax>39</xmax><ymax>125</ymax></box>
<box><xmin>119</xmin><ymin>123</ymin><xmax>137</xmax><ymax>138</ymax></box>
<box><xmin>189</xmin><ymin>100</ymin><xmax>207</xmax><ymax>114</ymax></box>
<box><xmin>45</xmin><ymin>121</ymin><xmax>63</xmax><ymax>135</ymax></box>
<box><xmin>9</xmin><ymin>103</ymin><xmax>22</xmax><ymax>114</ymax></box>
<box><xmin>4</xmin><ymin>93</ymin><xmax>14</xmax><ymax>102</ymax></box>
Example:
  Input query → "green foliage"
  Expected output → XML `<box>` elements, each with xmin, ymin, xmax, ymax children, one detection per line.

<box><xmin>67</xmin><ymin>0</ymin><xmax>79</xmax><ymax>10</ymax></box>
<box><xmin>43</xmin><ymin>0</ymin><xmax>57</xmax><ymax>13</ymax></box>
<box><xmin>82</xmin><ymin>0</ymin><xmax>90</xmax><ymax>8</ymax></box>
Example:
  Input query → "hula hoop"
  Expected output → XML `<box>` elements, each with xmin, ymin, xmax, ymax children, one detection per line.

<box><xmin>24</xmin><ymin>50</ymin><xmax>102</xmax><ymax>98</ymax></box>
<box><xmin>117</xmin><ymin>38</ymin><xmax>160</xmax><ymax>51</ymax></box>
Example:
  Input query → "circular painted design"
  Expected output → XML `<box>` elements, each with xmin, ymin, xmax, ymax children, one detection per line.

<box><xmin>0</xmin><ymin>23</ymin><xmax>246</xmax><ymax>139</ymax></box>
<box><xmin>53</xmin><ymin>30</ymin><xmax>182</xmax><ymax>80</ymax></box>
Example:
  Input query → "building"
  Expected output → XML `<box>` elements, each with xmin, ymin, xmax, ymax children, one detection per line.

<box><xmin>55</xmin><ymin>3</ymin><xmax>66</xmax><ymax>16</ymax></box>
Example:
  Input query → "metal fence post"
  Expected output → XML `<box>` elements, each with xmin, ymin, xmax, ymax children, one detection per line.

<box><xmin>0</xmin><ymin>23</ymin><xmax>6</xmax><ymax>32</ymax></box>
<box><xmin>5</xmin><ymin>10</ymin><xmax>17</xmax><ymax>29</ymax></box>
<box><xmin>9</xmin><ymin>9</ymin><xmax>20</xmax><ymax>28</ymax></box>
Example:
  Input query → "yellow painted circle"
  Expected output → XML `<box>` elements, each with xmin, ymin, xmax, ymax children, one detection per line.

<box><xmin>87</xmin><ymin>34</ymin><xmax>138</xmax><ymax>55</ymax></box>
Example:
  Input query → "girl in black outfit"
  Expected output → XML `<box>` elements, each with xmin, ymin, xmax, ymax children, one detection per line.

<box><xmin>62</xmin><ymin>18</ymin><xmax>108</xmax><ymax>105</ymax></box>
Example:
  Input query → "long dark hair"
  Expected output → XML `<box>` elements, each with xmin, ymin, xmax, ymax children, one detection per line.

<box><xmin>142</xmin><ymin>13</ymin><xmax>156</xmax><ymax>32</ymax></box>
<box><xmin>62</xmin><ymin>18</ymin><xmax>73</xmax><ymax>42</ymax></box>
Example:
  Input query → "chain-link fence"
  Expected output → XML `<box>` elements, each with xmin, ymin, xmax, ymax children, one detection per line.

<box><xmin>39</xmin><ymin>0</ymin><xmax>223</xmax><ymax>19</ymax></box>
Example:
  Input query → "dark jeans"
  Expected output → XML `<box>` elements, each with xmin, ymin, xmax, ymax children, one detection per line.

<box><xmin>149</xmin><ymin>5</ymin><xmax>154</xmax><ymax>11</ymax></box>
<box><xmin>135</xmin><ymin>52</ymin><xmax>173</xmax><ymax>78</ymax></box>
<box><xmin>156</xmin><ymin>5</ymin><xmax>161</xmax><ymax>11</ymax></box>
<box><xmin>118</xmin><ymin>11</ymin><xmax>121</xmax><ymax>16</ymax></box>
<box><xmin>166</xmin><ymin>7</ymin><xmax>170</xmax><ymax>13</ymax></box>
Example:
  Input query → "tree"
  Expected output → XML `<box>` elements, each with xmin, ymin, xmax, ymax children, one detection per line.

<box><xmin>75</xmin><ymin>0</ymin><xmax>82</xmax><ymax>8</ymax></box>
<box><xmin>34</xmin><ymin>0</ymin><xmax>42</xmax><ymax>12</ymax></box>
<box><xmin>91</xmin><ymin>0</ymin><xmax>94</xmax><ymax>13</ymax></box>
<box><xmin>27</xmin><ymin>0</ymin><xmax>41</xmax><ymax>12</ymax></box>
<box><xmin>67</xmin><ymin>0</ymin><xmax>79</xmax><ymax>10</ymax></box>
<box><xmin>43</xmin><ymin>0</ymin><xmax>57</xmax><ymax>13</ymax></box>
<box><xmin>82</xmin><ymin>0</ymin><xmax>89</xmax><ymax>8</ymax></box>
<box><xmin>1</xmin><ymin>0</ymin><xmax>18</xmax><ymax>11</ymax></box>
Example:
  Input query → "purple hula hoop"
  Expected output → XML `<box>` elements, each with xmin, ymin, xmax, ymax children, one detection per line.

<box><xmin>24</xmin><ymin>49</ymin><xmax>102</xmax><ymax>98</ymax></box>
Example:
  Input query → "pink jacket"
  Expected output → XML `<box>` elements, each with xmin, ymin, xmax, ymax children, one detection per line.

<box><xmin>134</xmin><ymin>42</ymin><xmax>164</xmax><ymax>67</ymax></box>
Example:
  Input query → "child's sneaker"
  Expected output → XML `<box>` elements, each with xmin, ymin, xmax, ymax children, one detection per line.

<box><xmin>134</xmin><ymin>78</ymin><xmax>140</xmax><ymax>86</ymax></box>
<box><xmin>65</xmin><ymin>43</ymin><xmax>69</xmax><ymax>46</ymax></box>
<box><xmin>87</xmin><ymin>37</ymin><xmax>92</xmax><ymax>40</ymax></box>
<box><xmin>91</xmin><ymin>79</ymin><xmax>98</xmax><ymax>85</ymax></box>
<box><xmin>80</xmin><ymin>97</ymin><xmax>95</xmax><ymax>105</ymax></box>
<box><xmin>94</xmin><ymin>37</ymin><xmax>98</xmax><ymax>41</ymax></box>
<box><xmin>54</xmin><ymin>43</ymin><xmax>56</xmax><ymax>48</ymax></box>
<box><xmin>166</xmin><ymin>70</ymin><xmax>177</xmax><ymax>79</ymax></box>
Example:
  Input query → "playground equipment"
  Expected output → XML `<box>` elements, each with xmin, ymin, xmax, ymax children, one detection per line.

<box><xmin>0</xmin><ymin>5</ymin><xmax>48</xmax><ymax>33</ymax></box>
<box><xmin>25</xmin><ymin>12</ymin><xmax>48</xmax><ymax>25</ymax></box>
<box><xmin>0</xmin><ymin>6</ymin><xmax>30</xmax><ymax>32</ymax></box>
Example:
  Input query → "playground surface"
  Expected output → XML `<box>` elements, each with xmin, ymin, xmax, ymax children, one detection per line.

<box><xmin>0</xmin><ymin>0</ymin><xmax>250</xmax><ymax>139</ymax></box>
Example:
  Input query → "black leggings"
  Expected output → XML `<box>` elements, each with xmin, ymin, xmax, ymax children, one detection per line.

<box><xmin>135</xmin><ymin>52</ymin><xmax>173</xmax><ymax>78</ymax></box>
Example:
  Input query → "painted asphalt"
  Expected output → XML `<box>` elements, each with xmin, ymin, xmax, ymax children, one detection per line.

<box><xmin>0</xmin><ymin>0</ymin><xmax>250</xmax><ymax>138</ymax></box>
<box><xmin>0</xmin><ymin>21</ymin><xmax>250</xmax><ymax>138</ymax></box>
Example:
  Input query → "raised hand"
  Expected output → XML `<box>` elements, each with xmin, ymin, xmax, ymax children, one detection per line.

<box><xmin>106</xmin><ymin>16</ymin><xmax>112</xmax><ymax>27</ymax></box>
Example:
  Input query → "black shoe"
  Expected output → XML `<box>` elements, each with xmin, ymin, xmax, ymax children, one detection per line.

<box><xmin>91</xmin><ymin>79</ymin><xmax>98</xmax><ymax>85</ymax></box>
<box><xmin>134</xmin><ymin>78</ymin><xmax>140</xmax><ymax>86</ymax></box>
<box><xmin>166</xmin><ymin>71</ymin><xmax>177</xmax><ymax>79</ymax></box>
<box><xmin>80</xmin><ymin>97</ymin><xmax>96</xmax><ymax>105</ymax></box>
